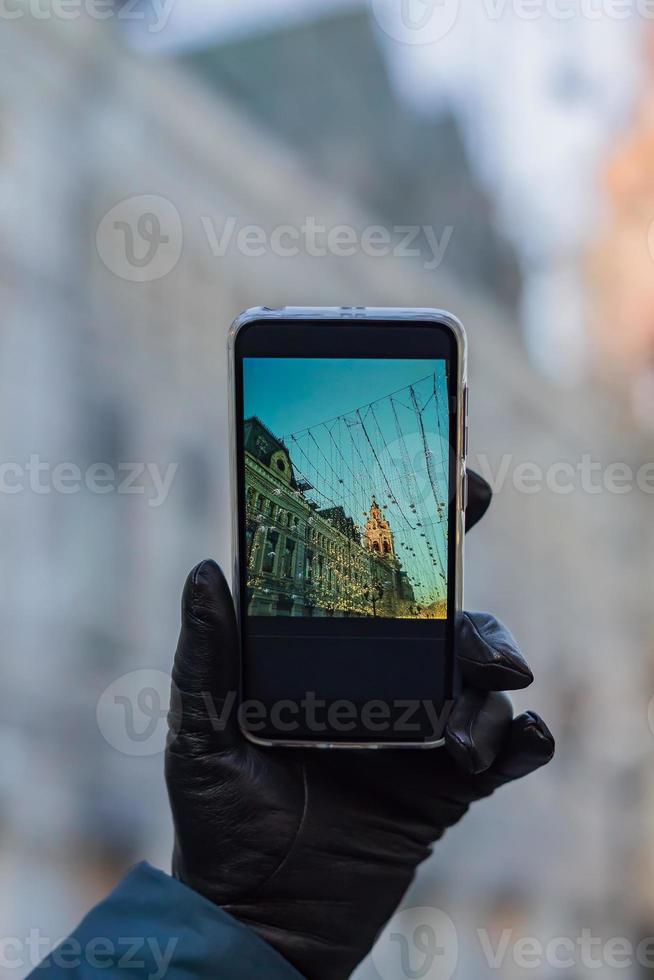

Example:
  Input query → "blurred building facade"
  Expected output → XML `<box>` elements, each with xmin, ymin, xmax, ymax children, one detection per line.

<box><xmin>1</xmin><ymin>10</ymin><xmax>653</xmax><ymax>979</ymax></box>
<box><xmin>587</xmin><ymin>34</ymin><xmax>654</xmax><ymax>430</ymax></box>
<box><xmin>181</xmin><ymin>8</ymin><xmax>522</xmax><ymax>314</ymax></box>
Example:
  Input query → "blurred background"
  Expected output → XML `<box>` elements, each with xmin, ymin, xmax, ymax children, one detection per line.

<box><xmin>1</xmin><ymin>1</ymin><xmax>654</xmax><ymax>977</ymax></box>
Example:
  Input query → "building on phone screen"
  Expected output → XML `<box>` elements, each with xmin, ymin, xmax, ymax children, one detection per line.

<box><xmin>242</xmin><ymin>416</ymin><xmax>441</xmax><ymax>619</ymax></box>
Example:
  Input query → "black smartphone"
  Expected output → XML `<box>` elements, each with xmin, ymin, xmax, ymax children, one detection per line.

<box><xmin>229</xmin><ymin>307</ymin><xmax>467</xmax><ymax>748</ymax></box>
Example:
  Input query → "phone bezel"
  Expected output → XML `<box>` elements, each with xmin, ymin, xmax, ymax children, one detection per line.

<box><xmin>228</xmin><ymin>307</ymin><xmax>467</xmax><ymax>749</ymax></box>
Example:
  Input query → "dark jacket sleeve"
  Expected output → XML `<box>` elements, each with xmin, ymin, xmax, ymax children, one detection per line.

<box><xmin>30</xmin><ymin>862</ymin><xmax>304</xmax><ymax>979</ymax></box>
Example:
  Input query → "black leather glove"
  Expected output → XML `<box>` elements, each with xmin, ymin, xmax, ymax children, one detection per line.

<box><xmin>165</xmin><ymin>473</ymin><xmax>554</xmax><ymax>980</ymax></box>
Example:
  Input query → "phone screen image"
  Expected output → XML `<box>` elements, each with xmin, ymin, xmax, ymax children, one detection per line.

<box><xmin>242</xmin><ymin>358</ymin><xmax>450</xmax><ymax>622</ymax></box>
<box><xmin>233</xmin><ymin>316</ymin><xmax>462</xmax><ymax>745</ymax></box>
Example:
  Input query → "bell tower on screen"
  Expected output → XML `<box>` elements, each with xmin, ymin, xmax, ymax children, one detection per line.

<box><xmin>364</xmin><ymin>498</ymin><xmax>395</xmax><ymax>557</ymax></box>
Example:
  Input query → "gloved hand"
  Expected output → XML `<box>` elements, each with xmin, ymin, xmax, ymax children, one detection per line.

<box><xmin>165</xmin><ymin>473</ymin><xmax>554</xmax><ymax>980</ymax></box>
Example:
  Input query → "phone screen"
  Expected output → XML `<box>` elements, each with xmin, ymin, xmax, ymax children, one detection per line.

<box><xmin>234</xmin><ymin>318</ymin><xmax>462</xmax><ymax>745</ymax></box>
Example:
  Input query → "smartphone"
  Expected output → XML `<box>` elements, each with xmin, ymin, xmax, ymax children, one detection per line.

<box><xmin>229</xmin><ymin>307</ymin><xmax>467</xmax><ymax>748</ymax></box>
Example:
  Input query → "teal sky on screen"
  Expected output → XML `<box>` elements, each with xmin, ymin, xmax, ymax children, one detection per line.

<box><xmin>243</xmin><ymin>358</ymin><xmax>450</xmax><ymax>606</ymax></box>
<box><xmin>243</xmin><ymin>358</ymin><xmax>445</xmax><ymax>436</ymax></box>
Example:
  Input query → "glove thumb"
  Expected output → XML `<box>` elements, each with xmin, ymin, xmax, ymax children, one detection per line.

<box><xmin>169</xmin><ymin>559</ymin><xmax>241</xmax><ymax>746</ymax></box>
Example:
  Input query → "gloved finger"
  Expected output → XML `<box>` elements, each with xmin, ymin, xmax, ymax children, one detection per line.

<box><xmin>465</xmin><ymin>470</ymin><xmax>492</xmax><ymax>532</ymax></box>
<box><xmin>445</xmin><ymin>689</ymin><xmax>514</xmax><ymax>774</ymax></box>
<box><xmin>169</xmin><ymin>559</ymin><xmax>240</xmax><ymax>744</ymax></box>
<box><xmin>474</xmin><ymin>711</ymin><xmax>555</xmax><ymax>791</ymax></box>
<box><xmin>457</xmin><ymin>611</ymin><xmax>534</xmax><ymax>692</ymax></box>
